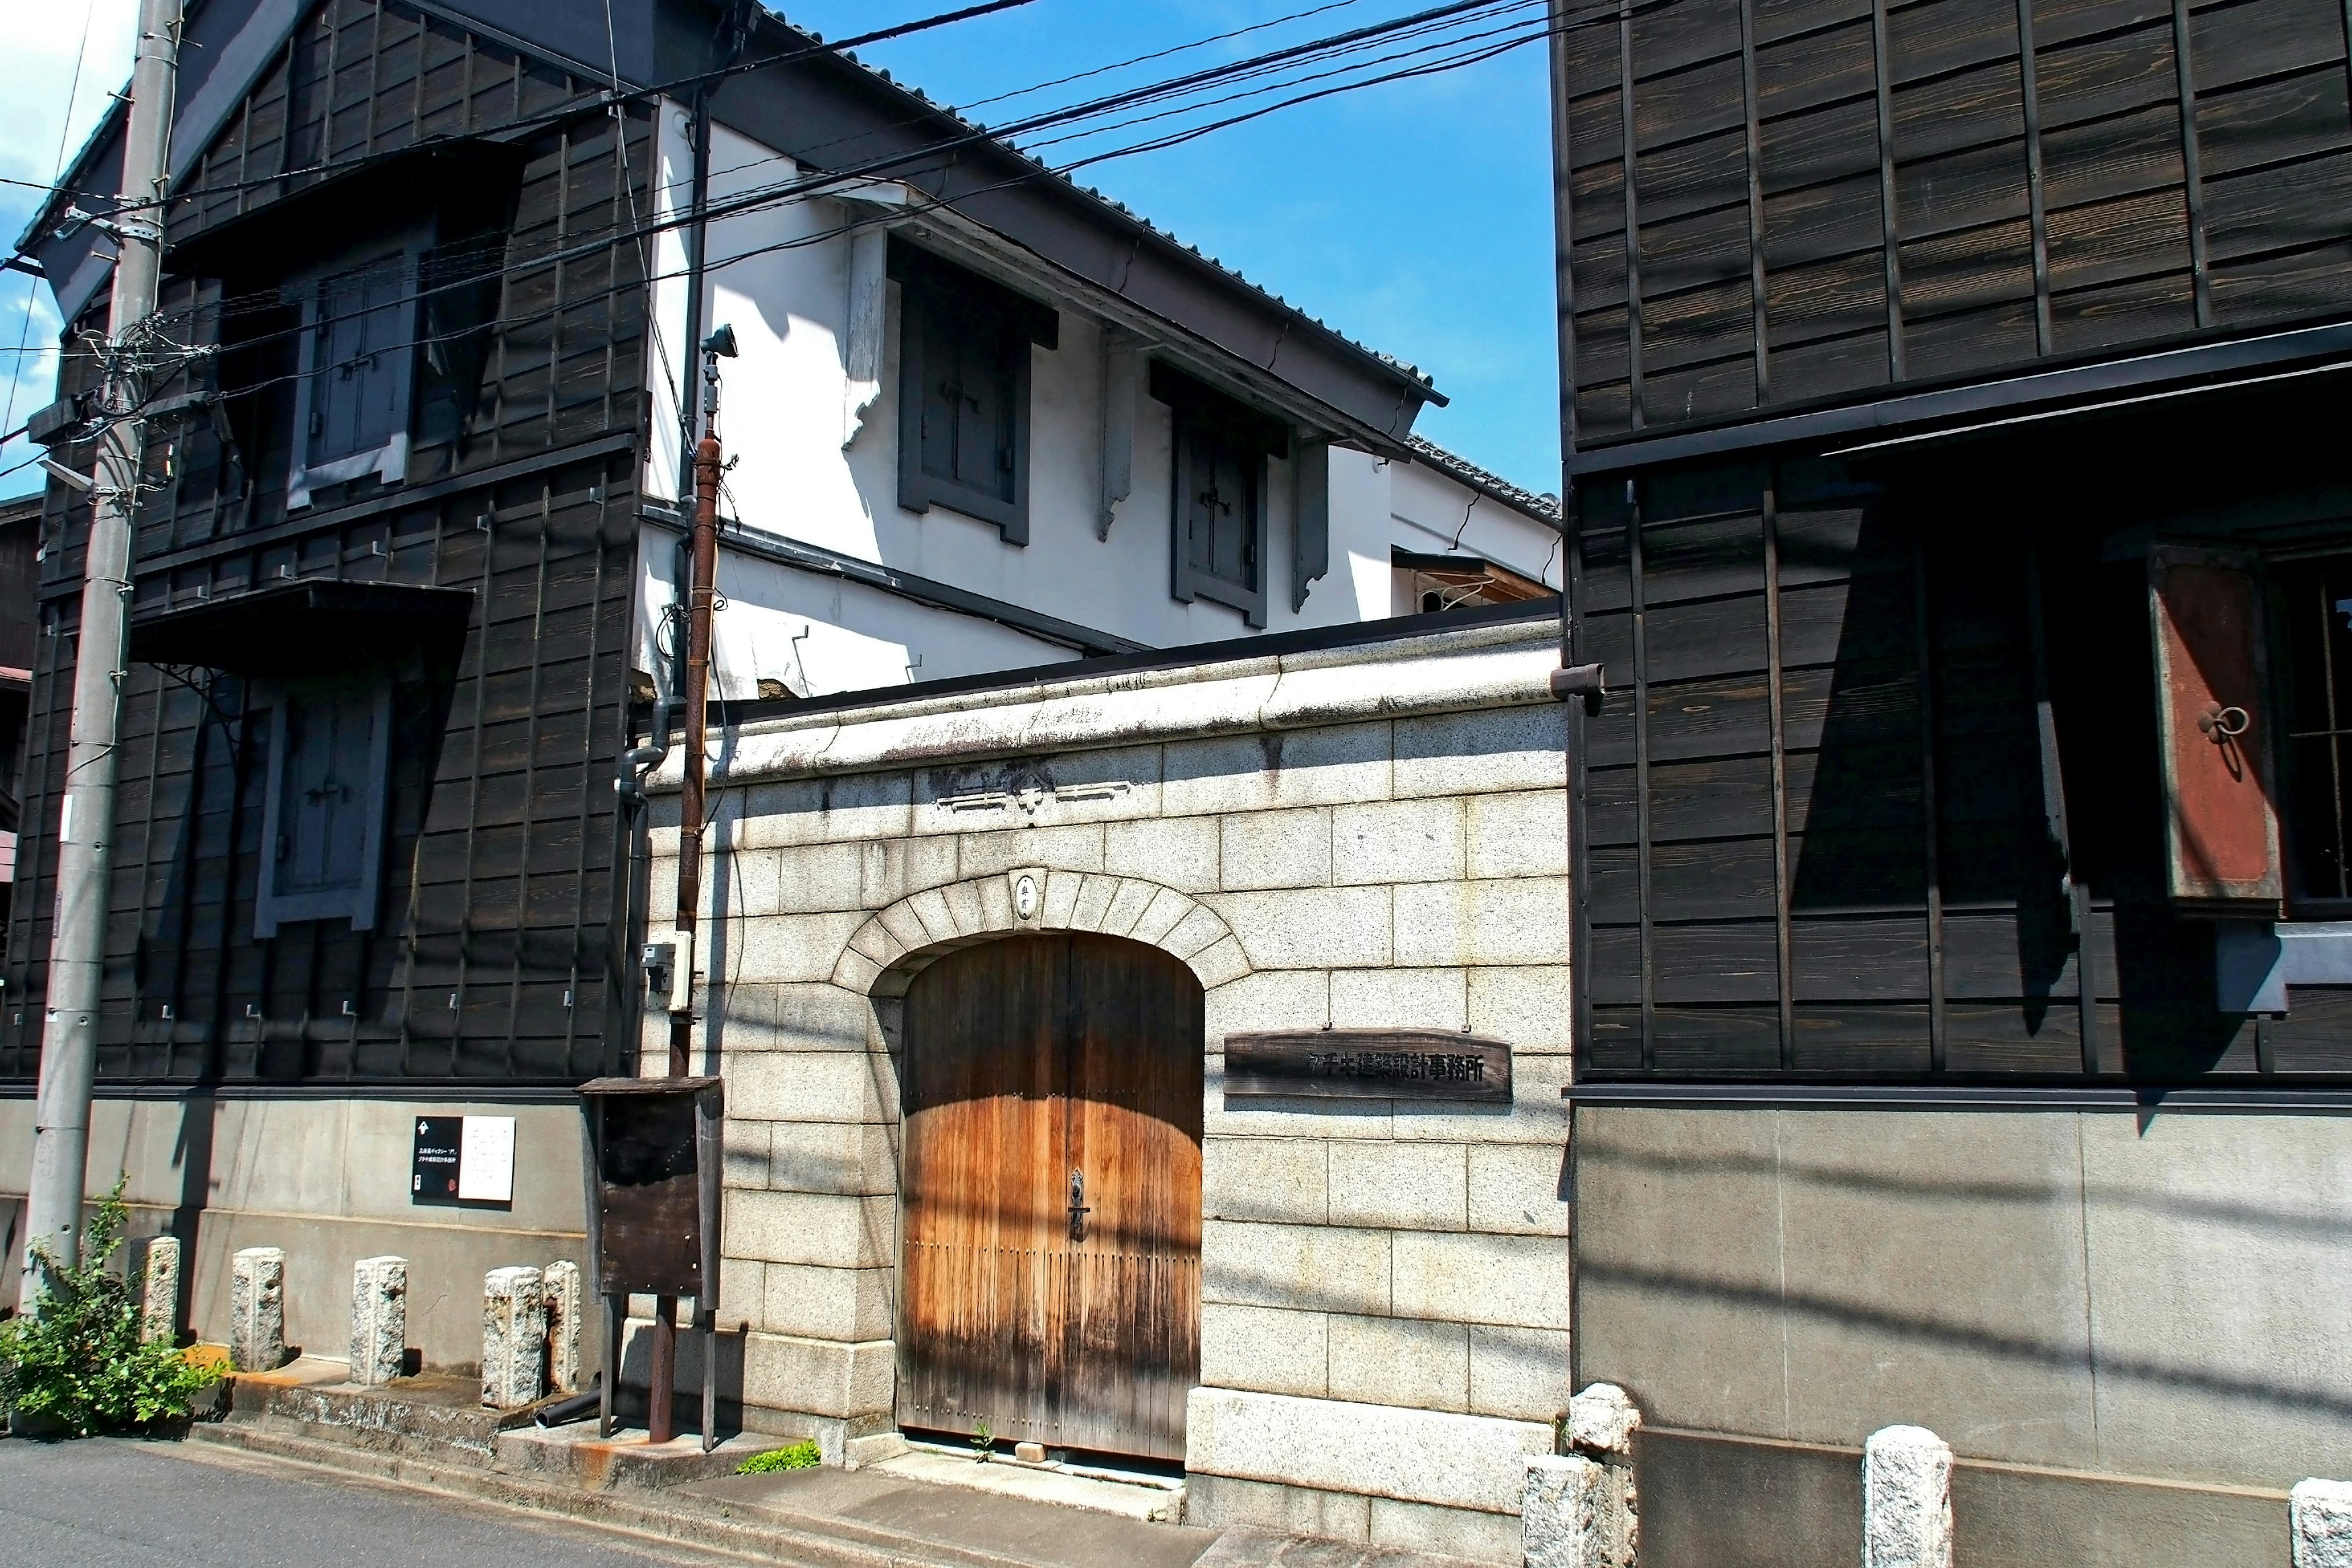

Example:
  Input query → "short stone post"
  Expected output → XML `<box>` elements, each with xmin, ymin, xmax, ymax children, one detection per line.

<box><xmin>349</xmin><ymin>1256</ymin><xmax>408</xmax><ymax>1387</ymax></box>
<box><xmin>138</xmin><ymin>1236</ymin><xmax>179</xmax><ymax>1345</ymax></box>
<box><xmin>228</xmin><ymin>1246</ymin><xmax>287</xmax><ymax>1372</ymax></box>
<box><xmin>481</xmin><ymin>1265</ymin><xmax>546</xmax><ymax>1409</ymax></box>
<box><xmin>1863</xmin><ymin>1425</ymin><xmax>1954</xmax><ymax>1568</ymax></box>
<box><xmin>541</xmin><ymin>1260</ymin><xmax>582</xmax><ymax>1394</ymax></box>
<box><xmin>2293</xmin><ymin>1480</ymin><xmax>2352</xmax><ymax>1568</ymax></box>
<box><xmin>1524</xmin><ymin>1383</ymin><xmax>1641</xmax><ymax>1568</ymax></box>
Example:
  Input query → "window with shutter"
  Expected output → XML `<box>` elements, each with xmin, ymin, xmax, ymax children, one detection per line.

<box><xmin>892</xmin><ymin>243</ymin><xmax>1053</xmax><ymax>543</ymax></box>
<box><xmin>255</xmin><ymin>675</ymin><xmax>394</xmax><ymax>938</ymax></box>
<box><xmin>2148</xmin><ymin>545</ymin><xmax>2283</xmax><ymax>914</ymax></box>
<box><xmin>288</xmin><ymin>249</ymin><xmax>419</xmax><ymax>510</ymax></box>
<box><xmin>1158</xmin><ymin>364</ymin><xmax>1285</xmax><ymax>628</ymax></box>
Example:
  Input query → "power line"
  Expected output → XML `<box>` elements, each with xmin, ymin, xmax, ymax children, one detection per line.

<box><xmin>65</xmin><ymin>0</ymin><xmax>1543</xmax><ymax>358</ymax></box>
<box><xmin>34</xmin><ymin>0</ymin><xmax>1613</xmax><ymax>462</ymax></box>
<box><xmin>2</xmin><ymin>4</ymin><xmax>100</xmax><ymax>447</ymax></box>
<box><xmin>16</xmin><ymin>0</ymin><xmax>1058</xmax><ymax>223</ymax></box>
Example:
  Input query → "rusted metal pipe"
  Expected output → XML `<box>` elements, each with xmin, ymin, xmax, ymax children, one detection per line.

<box><xmin>648</xmin><ymin>1294</ymin><xmax>677</xmax><ymax>1446</ymax></box>
<box><xmin>671</xmin><ymin>433</ymin><xmax>722</xmax><ymax>1079</ymax></box>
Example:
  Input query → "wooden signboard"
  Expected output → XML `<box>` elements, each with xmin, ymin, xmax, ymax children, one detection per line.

<box><xmin>1223</xmin><ymin>1029</ymin><xmax>1512</xmax><ymax>1102</ymax></box>
<box><xmin>2148</xmin><ymin>546</ymin><xmax>2283</xmax><ymax>915</ymax></box>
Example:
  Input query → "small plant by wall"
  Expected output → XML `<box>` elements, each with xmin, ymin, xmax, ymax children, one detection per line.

<box><xmin>0</xmin><ymin>1179</ymin><xmax>222</xmax><ymax>1436</ymax></box>
<box><xmin>736</xmin><ymin>1439</ymin><xmax>823</xmax><ymax>1473</ymax></box>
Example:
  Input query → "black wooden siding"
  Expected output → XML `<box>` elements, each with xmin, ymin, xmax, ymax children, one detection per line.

<box><xmin>1559</xmin><ymin>0</ymin><xmax>2352</xmax><ymax>442</ymax></box>
<box><xmin>1570</xmin><ymin>383</ymin><xmax>2352</xmax><ymax>1082</ymax></box>
<box><xmin>1</xmin><ymin>0</ymin><xmax>655</xmax><ymax>1084</ymax></box>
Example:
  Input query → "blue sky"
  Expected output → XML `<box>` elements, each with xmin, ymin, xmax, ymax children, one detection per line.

<box><xmin>0</xmin><ymin>1</ymin><xmax>137</xmax><ymax>500</ymax></box>
<box><xmin>0</xmin><ymin>0</ymin><xmax>1561</xmax><ymax>499</ymax></box>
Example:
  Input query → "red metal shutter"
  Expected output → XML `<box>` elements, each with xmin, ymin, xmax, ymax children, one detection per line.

<box><xmin>2148</xmin><ymin>545</ymin><xmax>2283</xmax><ymax>913</ymax></box>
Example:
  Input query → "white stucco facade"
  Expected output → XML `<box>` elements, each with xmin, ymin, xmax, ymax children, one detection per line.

<box><xmin>635</xmin><ymin>108</ymin><xmax>1560</xmax><ymax>701</ymax></box>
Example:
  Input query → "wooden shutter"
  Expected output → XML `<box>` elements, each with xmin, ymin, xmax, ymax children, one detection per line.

<box><xmin>311</xmin><ymin>259</ymin><xmax>409</xmax><ymax>466</ymax></box>
<box><xmin>2149</xmin><ymin>545</ymin><xmax>2283</xmax><ymax>913</ymax></box>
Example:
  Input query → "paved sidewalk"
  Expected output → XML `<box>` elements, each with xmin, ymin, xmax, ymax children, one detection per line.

<box><xmin>2</xmin><ymin>1427</ymin><xmax>1493</xmax><ymax>1568</ymax></box>
<box><xmin>0</xmin><ymin>1434</ymin><xmax>731</xmax><ymax>1567</ymax></box>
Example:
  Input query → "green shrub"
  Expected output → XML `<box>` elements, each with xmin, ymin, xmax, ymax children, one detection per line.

<box><xmin>0</xmin><ymin>1179</ymin><xmax>222</xmax><ymax>1437</ymax></box>
<box><xmin>736</xmin><ymin>1439</ymin><xmax>823</xmax><ymax>1474</ymax></box>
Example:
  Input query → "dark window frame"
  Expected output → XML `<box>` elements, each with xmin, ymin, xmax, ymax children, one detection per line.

<box><xmin>2267</xmin><ymin>548</ymin><xmax>2352</xmax><ymax>918</ymax></box>
<box><xmin>252</xmin><ymin>671</ymin><xmax>394</xmax><ymax>938</ymax></box>
<box><xmin>891</xmin><ymin>241</ymin><xmax>1058</xmax><ymax>544</ymax></box>
<box><xmin>285</xmin><ymin>230</ymin><xmax>428</xmax><ymax>511</ymax></box>
<box><xmin>1156</xmin><ymin>363</ymin><xmax>1289</xmax><ymax>629</ymax></box>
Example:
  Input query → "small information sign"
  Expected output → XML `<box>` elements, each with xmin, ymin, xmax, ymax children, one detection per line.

<box><xmin>1223</xmin><ymin>1028</ymin><xmax>1512</xmax><ymax>1102</ymax></box>
<box><xmin>412</xmin><ymin>1115</ymin><xmax>518</xmax><ymax>1207</ymax></box>
<box><xmin>459</xmin><ymin>1115</ymin><xmax>516</xmax><ymax>1204</ymax></box>
<box><xmin>412</xmin><ymin>1117</ymin><xmax>464</xmax><ymax>1202</ymax></box>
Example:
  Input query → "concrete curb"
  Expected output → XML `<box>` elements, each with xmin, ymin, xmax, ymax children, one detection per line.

<box><xmin>186</xmin><ymin>1418</ymin><xmax>1051</xmax><ymax>1568</ymax></box>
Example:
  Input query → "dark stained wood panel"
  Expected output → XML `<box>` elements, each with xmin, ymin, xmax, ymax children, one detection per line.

<box><xmin>899</xmin><ymin>935</ymin><xmax>1202</xmax><ymax>1463</ymax></box>
<box><xmin>2</xmin><ymin>0</ymin><xmax>649</xmax><ymax>1086</ymax></box>
<box><xmin>1556</xmin><ymin>0</ymin><xmax>2352</xmax><ymax>442</ymax></box>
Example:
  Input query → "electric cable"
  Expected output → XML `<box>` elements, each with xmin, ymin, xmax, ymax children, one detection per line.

<box><xmin>2</xmin><ymin>5</ymin><xmax>100</xmax><ymax>447</ymax></box>
<box><xmin>29</xmin><ymin>0</ymin><xmax>1608</xmax><ymax>471</ymax></box>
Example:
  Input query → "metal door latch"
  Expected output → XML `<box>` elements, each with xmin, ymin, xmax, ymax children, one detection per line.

<box><xmin>1066</xmin><ymin>1168</ymin><xmax>1091</xmax><ymax>1242</ymax></box>
<box><xmin>2198</xmin><ymin>703</ymin><xmax>2250</xmax><ymax>740</ymax></box>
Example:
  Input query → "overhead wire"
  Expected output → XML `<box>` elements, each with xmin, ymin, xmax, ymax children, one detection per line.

<box><xmin>130</xmin><ymin>0</ymin><xmax>1551</xmax><ymax>355</ymax></box>
<box><xmin>35</xmin><ymin>0</ymin><xmax>1602</xmax><ymax>462</ymax></box>
<box><xmin>2</xmin><ymin>4</ymin><xmax>100</xmax><ymax>448</ymax></box>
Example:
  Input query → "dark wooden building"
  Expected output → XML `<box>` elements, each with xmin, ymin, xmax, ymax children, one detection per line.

<box><xmin>5</xmin><ymin>2</ymin><xmax>652</xmax><ymax>1090</ymax></box>
<box><xmin>1551</xmin><ymin>0</ymin><xmax>2352</xmax><ymax>1559</ymax></box>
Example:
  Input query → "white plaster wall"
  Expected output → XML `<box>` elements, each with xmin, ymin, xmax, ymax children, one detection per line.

<box><xmin>642</xmin><ymin>107</ymin><xmax>1557</xmax><ymax>698</ymax></box>
<box><xmin>633</xmin><ymin>522</ymin><xmax>1074</xmax><ymax>699</ymax></box>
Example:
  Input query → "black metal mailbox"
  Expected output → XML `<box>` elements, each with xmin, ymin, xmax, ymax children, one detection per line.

<box><xmin>578</xmin><ymin>1076</ymin><xmax>723</xmax><ymax>1447</ymax></box>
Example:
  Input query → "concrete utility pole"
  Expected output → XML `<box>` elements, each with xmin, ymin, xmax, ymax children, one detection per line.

<box><xmin>18</xmin><ymin>0</ymin><xmax>182</xmax><ymax>1312</ymax></box>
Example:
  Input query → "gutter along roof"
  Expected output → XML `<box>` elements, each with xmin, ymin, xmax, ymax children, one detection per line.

<box><xmin>20</xmin><ymin>0</ymin><xmax>1450</xmax><ymax>452</ymax></box>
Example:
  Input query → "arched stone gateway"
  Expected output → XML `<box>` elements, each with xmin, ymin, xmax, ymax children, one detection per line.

<box><xmin>893</xmin><ymin>931</ymin><xmax>1204</xmax><ymax>1462</ymax></box>
<box><xmin>827</xmin><ymin>867</ymin><xmax>1251</xmax><ymax>1000</ymax></box>
<box><xmin>822</xmin><ymin>870</ymin><xmax>1232</xmax><ymax>1463</ymax></box>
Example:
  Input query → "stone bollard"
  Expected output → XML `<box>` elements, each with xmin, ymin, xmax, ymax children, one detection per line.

<box><xmin>541</xmin><ymin>1260</ymin><xmax>582</xmax><ymax>1394</ymax></box>
<box><xmin>1525</xmin><ymin>1384</ymin><xmax>1641</xmax><ymax>1568</ymax></box>
<box><xmin>349</xmin><ymin>1256</ymin><xmax>408</xmax><ymax>1387</ymax></box>
<box><xmin>2293</xmin><ymin>1480</ymin><xmax>2352</xmax><ymax>1568</ymax></box>
<box><xmin>1863</xmin><ymin>1426</ymin><xmax>1954</xmax><ymax>1568</ymax></box>
<box><xmin>228</xmin><ymin>1247</ymin><xmax>287</xmax><ymax>1372</ymax></box>
<box><xmin>481</xmin><ymin>1265</ymin><xmax>547</xmax><ymax>1409</ymax></box>
<box><xmin>138</xmin><ymin>1236</ymin><xmax>180</xmax><ymax>1346</ymax></box>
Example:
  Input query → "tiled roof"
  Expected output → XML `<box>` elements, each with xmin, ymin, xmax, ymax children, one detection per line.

<box><xmin>1404</xmin><ymin>435</ymin><xmax>1561</xmax><ymax>524</ymax></box>
<box><xmin>813</xmin><ymin>25</ymin><xmax>1440</xmax><ymax>397</ymax></box>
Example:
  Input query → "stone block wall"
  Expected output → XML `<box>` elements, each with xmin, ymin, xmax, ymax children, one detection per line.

<box><xmin>640</xmin><ymin>620</ymin><xmax>1570</xmax><ymax>1560</ymax></box>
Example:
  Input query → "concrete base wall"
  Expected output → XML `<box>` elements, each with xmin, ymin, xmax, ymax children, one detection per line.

<box><xmin>1636</xmin><ymin>1428</ymin><xmax>2290</xmax><ymax>1568</ymax></box>
<box><xmin>1574</xmin><ymin>1101</ymin><xmax>2352</xmax><ymax>1553</ymax></box>
<box><xmin>0</xmin><ymin>1093</ymin><xmax>587</xmax><ymax>1372</ymax></box>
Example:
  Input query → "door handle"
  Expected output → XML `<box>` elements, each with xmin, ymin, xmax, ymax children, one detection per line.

<box><xmin>1066</xmin><ymin>1167</ymin><xmax>1091</xmax><ymax>1242</ymax></box>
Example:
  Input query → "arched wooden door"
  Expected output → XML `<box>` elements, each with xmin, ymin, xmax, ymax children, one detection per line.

<box><xmin>897</xmin><ymin>932</ymin><xmax>1203</xmax><ymax>1461</ymax></box>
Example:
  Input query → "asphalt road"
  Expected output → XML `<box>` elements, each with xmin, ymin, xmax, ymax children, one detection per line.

<box><xmin>0</xmin><ymin>1434</ymin><xmax>735</xmax><ymax>1567</ymax></box>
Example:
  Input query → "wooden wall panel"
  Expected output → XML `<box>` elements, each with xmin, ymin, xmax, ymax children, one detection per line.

<box><xmin>1558</xmin><ymin>0</ymin><xmax>2352</xmax><ymax>447</ymax></box>
<box><xmin>1</xmin><ymin>1</ymin><xmax>650</xmax><ymax>1085</ymax></box>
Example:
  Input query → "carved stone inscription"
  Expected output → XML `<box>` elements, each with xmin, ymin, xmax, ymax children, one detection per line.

<box><xmin>1223</xmin><ymin>1029</ymin><xmax>1512</xmax><ymax>1102</ymax></box>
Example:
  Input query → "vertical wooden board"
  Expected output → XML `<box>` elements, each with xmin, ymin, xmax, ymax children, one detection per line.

<box><xmin>2147</xmin><ymin>546</ymin><xmax>2283</xmax><ymax>911</ymax></box>
<box><xmin>900</xmin><ymin>935</ymin><xmax>1201</xmax><ymax>1461</ymax></box>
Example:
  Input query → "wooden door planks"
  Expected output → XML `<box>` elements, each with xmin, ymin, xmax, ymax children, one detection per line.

<box><xmin>898</xmin><ymin>933</ymin><xmax>1203</xmax><ymax>1463</ymax></box>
